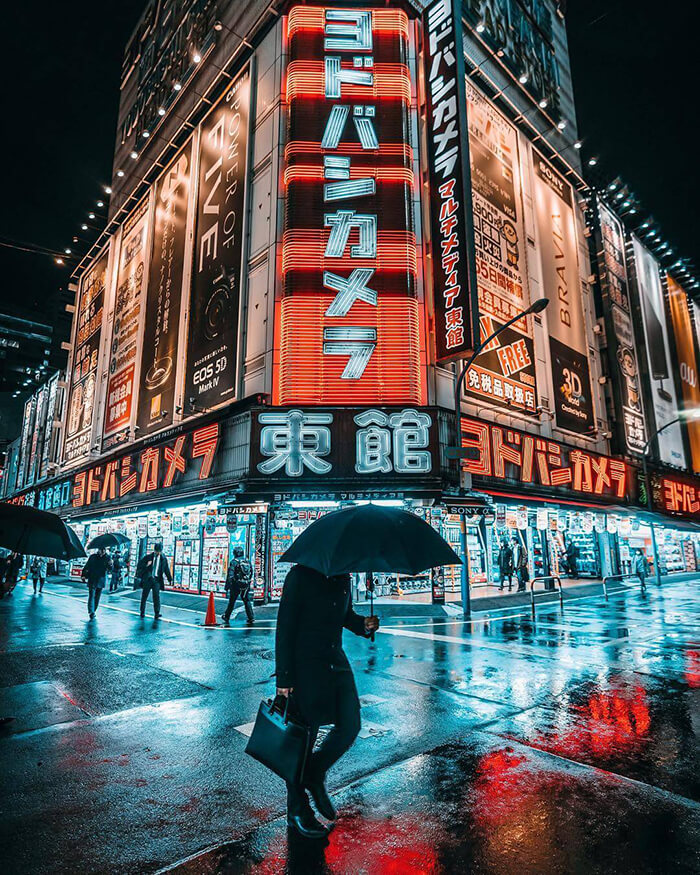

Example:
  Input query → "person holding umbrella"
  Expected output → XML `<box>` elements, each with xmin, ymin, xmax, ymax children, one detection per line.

<box><xmin>81</xmin><ymin>547</ymin><xmax>112</xmax><ymax>619</ymax></box>
<box><xmin>272</xmin><ymin>504</ymin><xmax>460</xmax><ymax>838</ymax></box>
<box><xmin>275</xmin><ymin>565</ymin><xmax>379</xmax><ymax>838</ymax></box>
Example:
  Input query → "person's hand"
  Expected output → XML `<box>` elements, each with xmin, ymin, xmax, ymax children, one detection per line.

<box><xmin>276</xmin><ymin>687</ymin><xmax>292</xmax><ymax>697</ymax></box>
<box><xmin>365</xmin><ymin>616</ymin><xmax>380</xmax><ymax>635</ymax></box>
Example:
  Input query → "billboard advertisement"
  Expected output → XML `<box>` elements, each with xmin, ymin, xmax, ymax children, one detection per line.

<box><xmin>64</xmin><ymin>247</ymin><xmax>109</xmax><ymax>465</ymax></box>
<box><xmin>464</xmin><ymin>81</ymin><xmax>535</xmax><ymax>414</ymax></box>
<box><xmin>137</xmin><ymin>143</ymin><xmax>193</xmax><ymax>435</ymax></box>
<box><xmin>17</xmin><ymin>396</ymin><xmax>36</xmax><ymax>489</ymax></box>
<box><xmin>667</xmin><ymin>275</ymin><xmax>700</xmax><ymax>471</ymax></box>
<box><xmin>103</xmin><ymin>197</ymin><xmax>151</xmax><ymax>450</ymax></box>
<box><xmin>39</xmin><ymin>373</ymin><xmax>60</xmax><ymax>480</ymax></box>
<box><xmin>278</xmin><ymin>7</ymin><xmax>424</xmax><ymax>405</ymax></box>
<box><xmin>184</xmin><ymin>66</ymin><xmax>250</xmax><ymax>413</ymax></box>
<box><xmin>631</xmin><ymin>237</ymin><xmax>685</xmax><ymax>468</ymax></box>
<box><xmin>424</xmin><ymin>0</ymin><xmax>478</xmax><ymax>363</ymax></box>
<box><xmin>532</xmin><ymin>152</ymin><xmax>593</xmax><ymax>433</ymax></box>
<box><xmin>597</xmin><ymin>201</ymin><xmax>647</xmax><ymax>454</ymax></box>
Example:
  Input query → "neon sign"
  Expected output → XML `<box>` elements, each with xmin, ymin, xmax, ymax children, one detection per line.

<box><xmin>460</xmin><ymin>417</ymin><xmax>630</xmax><ymax>501</ymax></box>
<box><xmin>656</xmin><ymin>474</ymin><xmax>700</xmax><ymax>518</ymax></box>
<box><xmin>277</xmin><ymin>6</ymin><xmax>424</xmax><ymax>405</ymax></box>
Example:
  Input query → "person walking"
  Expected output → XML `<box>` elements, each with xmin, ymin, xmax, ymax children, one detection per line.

<box><xmin>513</xmin><ymin>536</ymin><xmax>529</xmax><ymax>592</ymax></box>
<box><xmin>275</xmin><ymin>564</ymin><xmax>380</xmax><ymax>839</ymax></box>
<box><xmin>497</xmin><ymin>540</ymin><xmax>514</xmax><ymax>591</ymax></box>
<box><xmin>633</xmin><ymin>548</ymin><xmax>650</xmax><ymax>589</ymax></box>
<box><xmin>81</xmin><ymin>548</ymin><xmax>111</xmax><ymax>619</ymax></box>
<box><xmin>30</xmin><ymin>556</ymin><xmax>46</xmax><ymax>594</ymax></box>
<box><xmin>221</xmin><ymin>546</ymin><xmax>255</xmax><ymax>626</ymax></box>
<box><xmin>565</xmin><ymin>539</ymin><xmax>579</xmax><ymax>578</ymax></box>
<box><xmin>136</xmin><ymin>542</ymin><xmax>172</xmax><ymax>619</ymax></box>
<box><xmin>109</xmin><ymin>553</ymin><xmax>122</xmax><ymax>592</ymax></box>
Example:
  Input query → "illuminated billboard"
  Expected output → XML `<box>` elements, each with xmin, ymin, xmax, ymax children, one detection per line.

<box><xmin>277</xmin><ymin>6</ymin><xmax>425</xmax><ymax>405</ymax></box>
<box><xmin>667</xmin><ymin>276</ymin><xmax>700</xmax><ymax>471</ymax></box>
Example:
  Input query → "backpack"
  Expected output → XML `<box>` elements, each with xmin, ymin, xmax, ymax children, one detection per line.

<box><xmin>233</xmin><ymin>559</ymin><xmax>253</xmax><ymax>592</ymax></box>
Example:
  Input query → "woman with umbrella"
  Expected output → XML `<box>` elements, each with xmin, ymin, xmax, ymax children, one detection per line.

<box><xmin>274</xmin><ymin>504</ymin><xmax>459</xmax><ymax>839</ymax></box>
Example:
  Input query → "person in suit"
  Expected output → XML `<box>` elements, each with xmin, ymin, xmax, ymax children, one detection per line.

<box><xmin>81</xmin><ymin>548</ymin><xmax>112</xmax><ymax>618</ymax></box>
<box><xmin>137</xmin><ymin>542</ymin><xmax>172</xmax><ymax>619</ymax></box>
<box><xmin>497</xmin><ymin>540</ymin><xmax>514</xmax><ymax>591</ymax></box>
<box><xmin>275</xmin><ymin>564</ymin><xmax>380</xmax><ymax>839</ymax></box>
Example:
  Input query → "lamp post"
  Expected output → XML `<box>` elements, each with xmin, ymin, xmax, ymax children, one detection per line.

<box><xmin>639</xmin><ymin>409</ymin><xmax>700</xmax><ymax>585</ymax></box>
<box><xmin>451</xmin><ymin>297</ymin><xmax>550</xmax><ymax>618</ymax></box>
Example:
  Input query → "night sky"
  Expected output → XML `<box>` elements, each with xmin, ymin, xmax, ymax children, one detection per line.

<box><xmin>0</xmin><ymin>0</ymin><xmax>697</xmax><ymax>407</ymax></box>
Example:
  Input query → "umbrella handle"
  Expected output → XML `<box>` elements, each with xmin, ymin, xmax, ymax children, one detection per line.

<box><xmin>367</xmin><ymin>572</ymin><xmax>376</xmax><ymax>643</ymax></box>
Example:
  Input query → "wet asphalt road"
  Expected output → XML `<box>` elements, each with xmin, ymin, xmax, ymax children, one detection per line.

<box><xmin>0</xmin><ymin>578</ymin><xmax>698</xmax><ymax>874</ymax></box>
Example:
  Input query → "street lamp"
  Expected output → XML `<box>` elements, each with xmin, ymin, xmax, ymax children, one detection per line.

<box><xmin>639</xmin><ymin>408</ymin><xmax>700</xmax><ymax>585</ymax></box>
<box><xmin>450</xmin><ymin>297</ymin><xmax>550</xmax><ymax>618</ymax></box>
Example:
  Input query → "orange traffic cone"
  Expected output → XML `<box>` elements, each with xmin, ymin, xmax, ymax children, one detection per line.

<box><xmin>203</xmin><ymin>591</ymin><xmax>219</xmax><ymax>626</ymax></box>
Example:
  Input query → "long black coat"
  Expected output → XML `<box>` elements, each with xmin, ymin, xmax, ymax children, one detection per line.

<box><xmin>81</xmin><ymin>554</ymin><xmax>111</xmax><ymax>589</ymax></box>
<box><xmin>275</xmin><ymin>565</ymin><xmax>367</xmax><ymax>726</ymax></box>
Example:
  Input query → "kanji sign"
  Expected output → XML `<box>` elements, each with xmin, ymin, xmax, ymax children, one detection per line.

<box><xmin>423</xmin><ymin>0</ymin><xmax>478</xmax><ymax>362</ymax></box>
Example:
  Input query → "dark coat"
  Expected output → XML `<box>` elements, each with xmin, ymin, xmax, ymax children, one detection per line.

<box><xmin>497</xmin><ymin>544</ymin><xmax>514</xmax><ymax>574</ymax></box>
<box><xmin>137</xmin><ymin>552</ymin><xmax>172</xmax><ymax>586</ymax></box>
<box><xmin>275</xmin><ymin>565</ymin><xmax>367</xmax><ymax>726</ymax></box>
<box><xmin>81</xmin><ymin>554</ymin><xmax>111</xmax><ymax>589</ymax></box>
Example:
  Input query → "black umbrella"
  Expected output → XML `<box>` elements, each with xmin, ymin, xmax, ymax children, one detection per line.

<box><xmin>87</xmin><ymin>532</ymin><xmax>131</xmax><ymax>550</ymax></box>
<box><xmin>280</xmin><ymin>505</ymin><xmax>461</xmax><ymax>635</ymax></box>
<box><xmin>0</xmin><ymin>503</ymin><xmax>86</xmax><ymax>560</ymax></box>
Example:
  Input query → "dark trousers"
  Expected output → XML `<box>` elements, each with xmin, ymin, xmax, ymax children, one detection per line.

<box><xmin>109</xmin><ymin>571</ymin><xmax>120</xmax><ymax>592</ymax></box>
<box><xmin>223</xmin><ymin>583</ymin><xmax>254</xmax><ymax>622</ymax></box>
<box><xmin>87</xmin><ymin>587</ymin><xmax>102</xmax><ymax>614</ymax></box>
<box><xmin>32</xmin><ymin>576</ymin><xmax>44</xmax><ymax>593</ymax></box>
<box><xmin>499</xmin><ymin>573</ymin><xmax>512</xmax><ymax>589</ymax></box>
<box><xmin>140</xmin><ymin>578</ymin><xmax>161</xmax><ymax>616</ymax></box>
<box><xmin>287</xmin><ymin>670</ymin><xmax>361</xmax><ymax>815</ymax></box>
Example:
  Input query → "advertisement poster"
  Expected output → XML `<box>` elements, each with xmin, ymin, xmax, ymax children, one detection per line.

<box><xmin>667</xmin><ymin>275</ymin><xmax>700</xmax><ymax>471</ymax></box>
<box><xmin>39</xmin><ymin>374</ymin><xmax>59</xmax><ymax>480</ymax></box>
<box><xmin>27</xmin><ymin>385</ymin><xmax>47</xmax><ymax>487</ymax></box>
<box><xmin>424</xmin><ymin>0</ymin><xmax>478</xmax><ymax>362</ymax></box>
<box><xmin>137</xmin><ymin>143</ymin><xmax>192</xmax><ymax>435</ymax></box>
<box><xmin>597</xmin><ymin>202</ymin><xmax>646</xmax><ymax>454</ymax></box>
<box><xmin>185</xmin><ymin>66</ymin><xmax>250</xmax><ymax>412</ymax></box>
<box><xmin>64</xmin><ymin>247</ymin><xmax>109</xmax><ymax>465</ymax></box>
<box><xmin>532</xmin><ymin>152</ymin><xmax>593</xmax><ymax>433</ymax></box>
<box><xmin>104</xmin><ymin>197</ymin><xmax>150</xmax><ymax>450</ymax></box>
<box><xmin>17</xmin><ymin>396</ymin><xmax>36</xmax><ymax>489</ymax></box>
<box><xmin>465</xmin><ymin>82</ymin><xmax>535</xmax><ymax>413</ymax></box>
<box><xmin>631</xmin><ymin>237</ymin><xmax>685</xmax><ymax>468</ymax></box>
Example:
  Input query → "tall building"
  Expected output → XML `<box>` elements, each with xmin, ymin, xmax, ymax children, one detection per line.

<box><xmin>7</xmin><ymin>1</ymin><xmax>700</xmax><ymax>600</ymax></box>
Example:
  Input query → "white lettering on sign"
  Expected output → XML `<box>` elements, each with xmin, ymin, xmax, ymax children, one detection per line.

<box><xmin>355</xmin><ymin>409</ymin><xmax>433</xmax><ymax>474</ymax></box>
<box><xmin>258</xmin><ymin>410</ymin><xmax>333</xmax><ymax>476</ymax></box>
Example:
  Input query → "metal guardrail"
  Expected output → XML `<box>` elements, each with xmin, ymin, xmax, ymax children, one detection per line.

<box><xmin>601</xmin><ymin>573</ymin><xmax>647</xmax><ymax>601</ymax></box>
<box><xmin>529</xmin><ymin>576</ymin><xmax>563</xmax><ymax>617</ymax></box>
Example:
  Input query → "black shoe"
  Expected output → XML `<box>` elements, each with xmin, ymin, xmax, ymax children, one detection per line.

<box><xmin>305</xmin><ymin>777</ymin><xmax>336</xmax><ymax>820</ymax></box>
<box><xmin>140</xmin><ymin>612</ymin><xmax>145</xmax><ymax>618</ymax></box>
<box><xmin>89</xmin><ymin>613</ymin><xmax>95</xmax><ymax>620</ymax></box>
<box><xmin>287</xmin><ymin>811</ymin><xmax>329</xmax><ymax>839</ymax></box>
<box><xmin>246</xmin><ymin>619</ymin><xmax>255</xmax><ymax>626</ymax></box>
<box><xmin>154</xmin><ymin>613</ymin><xmax>162</xmax><ymax>619</ymax></box>
<box><xmin>220</xmin><ymin>614</ymin><xmax>230</xmax><ymax>625</ymax></box>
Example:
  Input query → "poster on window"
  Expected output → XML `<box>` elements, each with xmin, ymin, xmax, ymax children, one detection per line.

<box><xmin>667</xmin><ymin>275</ymin><xmax>700</xmax><ymax>470</ymax></box>
<box><xmin>137</xmin><ymin>143</ymin><xmax>192</xmax><ymax>436</ymax></box>
<box><xmin>597</xmin><ymin>201</ymin><xmax>647</xmax><ymax>454</ymax></box>
<box><xmin>184</xmin><ymin>65</ymin><xmax>250</xmax><ymax>413</ymax></box>
<box><xmin>103</xmin><ymin>197</ymin><xmax>150</xmax><ymax>450</ymax></box>
<box><xmin>631</xmin><ymin>237</ymin><xmax>686</xmax><ymax>468</ymax></box>
<box><xmin>64</xmin><ymin>246</ymin><xmax>109</xmax><ymax>465</ymax></box>
<box><xmin>464</xmin><ymin>82</ymin><xmax>535</xmax><ymax>414</ymax></box>
<box><xmin>532</xmin><ymin>151</ymin><xmax>593</xmax><ymax>433</ymax></box>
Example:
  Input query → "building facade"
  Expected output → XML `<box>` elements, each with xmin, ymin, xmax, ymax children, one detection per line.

<box><xmin>6</xmin><ymin>0</ymin><xmax>700</xmax><ymax>602</ymax></box>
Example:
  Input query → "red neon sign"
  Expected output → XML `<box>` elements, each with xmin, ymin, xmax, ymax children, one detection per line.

<box><xmin>460</xmin><ymin>417</ymin><xmax>630</xmax><ymax>501</ymax></box>
<box><xmin>276</xmin><ymin>6</ymin><xmax>425</xmax><ymax>405</ymax></box>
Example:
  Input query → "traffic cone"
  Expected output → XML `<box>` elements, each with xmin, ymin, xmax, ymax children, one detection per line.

<box><xmin>203</xmin><ymin>591</ymin><xmax>219</xmax><ymax>626</ymax></box>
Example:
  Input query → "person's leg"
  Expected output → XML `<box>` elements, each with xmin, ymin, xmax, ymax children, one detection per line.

<box><xmin>94</xmin><ymin>588</ymin><xmax>102</xmax><ymax>612</ymax></box>
<box><xmin>308</xmin><ymin>673</ymin><xmax>361</xmax><ymax>779</ymax></box>
<box><xmin>39</xmin><ymin>576</ymin><xmax>44</xmax><ymax>593</ymax></box>
<box><xmin>140</xmin><ymin>583</ymin><xmax>149</xmax><ymax>616</ymax></box>
<box><xmin>287</xmin><ymin>726</ymin><xmax>318</xmax><ymax>815</ymax></box>
<box><xmin>222</xmin><ymin>586</ymin><xmax>237</xmax><ymax>622</ymax></box>
<box><xmin>88</xmin><ymin>589</ymin><xmax>95</xmax><ymax>616</ymax></box>
<box><xmin>152</xmin><ymin>581</ymin><xmax>161</xmax><ymax>616</ymax></box>
<box><xmin>243</xmin><ymin>590</ymin><xmax>255</xmax><ymax>623</ymax></box>
<box><xmin>33</xmin><ymin>576</ymin><xmax>37</xmax><ymax>594</ymax></box>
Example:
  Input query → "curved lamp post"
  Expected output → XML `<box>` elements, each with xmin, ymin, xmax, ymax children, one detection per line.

<box><xmin>451</xmin><ymin>297</ymin><xmax>550</xmax><ymax>618</ymax></box>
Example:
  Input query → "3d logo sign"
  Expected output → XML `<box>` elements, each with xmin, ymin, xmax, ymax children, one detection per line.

<box><xmin>278</xmin><ymin>6</ymin><xmax>424</xmax><ymax>405</ymax></box>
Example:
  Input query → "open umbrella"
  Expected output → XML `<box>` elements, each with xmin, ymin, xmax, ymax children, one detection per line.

<box><xmin>87</xmin><ymin>532</ymin><xmax>130</xmax><ymax>550</ymax></box>
<box><xmin>280</xmin><ymin>504</ymin><xmax>461</xmax><ymax>635</ymax></box>
<box><xmin>0</xmin><ymin>503</ymin><xmax>86</xmax><ymax>560</ymax></box>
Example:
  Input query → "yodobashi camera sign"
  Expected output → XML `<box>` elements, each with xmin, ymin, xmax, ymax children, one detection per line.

<box><xmin>184</xmin><ymin>65</ymin><xmax>251</xmax><ymax>412</ymax></box>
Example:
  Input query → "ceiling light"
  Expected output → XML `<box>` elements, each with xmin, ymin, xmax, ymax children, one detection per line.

<box><xmin>476</xmin><ymin>22</ymin><xmax>486</xmax><ymax>33</ymax></box>
<box><xmin>518</xmin><ymin>73</ymin><xmax>528</xmax><ymax>84</ymax></box>
<box><xmin>588</xmin><ymin>157</ymin><xmax>598</xmax><ymax>166</ymax></box>
<box><xmin>104</xmin><ymin>185</ymin><xmax>112</xmax><ymax>194</ymax></box>
<box><xmin>64</xmin><ymin>248</ymin><xmax>71</xmax><ymax>254</ymax></box>
<box><xmin>158</xmin><ymin>107</ymin><xmax>166</xmax><ymax>116</ymax></box>
<box><xmin>214</xmin><ymin>20</ymin><xmax>223</xmax><ymax>31</ymax></box>
<box><xmin>142</xmin><ymin>130</ymin><xmax>150</xmax><ymax>138</ymax></box>
<box><xmin>538</xmin><ymin>98</ymin><xmax>548</xmax><ymax>109</ymax></box>
<box><xmin>574</xmin><ymin>140</ymin><xmax>582</xmax><ymax>149</ymax></box>
<box><xmin>193</xmin><ymin>52</ymin><xmax>202</xmax><ymax>63</ymax></box>
<box><xmin>173</xmin><ymin>81</ymin><xmax>182</xmax><ymax>91</ymax></box>
<box><xmin>97</xmin><ymin>200</ymin><xmax>104</xmax><ymax>208</ymax></box>
<box><xmin>88</xmin><ymin>212</ymin><xmax>96</xmax><ymax>219</ymax></box>
<box><xmin>557</xmin><ymin>120</ymin><xmax>567</xmax><ymax>131</ymax></box>
<box><xmin>81</xmin><ymin>224</ymin><xmax>88</xmax><ymax>230</ymax></box>
<box><xmin>116</xmin><ymin>169</ymin><xmax>124</xmax><ymax>177</ymax></box>
<box><xmin>130</xmin><ymin>150</ymin><xmax>139</xmax><ymax>159</ymax></box>
<box><xmin>55</xmin><ymin>257</ymin><xmax>64</xmax><ymax>265</ymax></box>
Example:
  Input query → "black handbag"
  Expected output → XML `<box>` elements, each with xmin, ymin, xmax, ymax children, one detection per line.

<box><xmin>245</xmin><ymin>697</ymin><xmax>311</xmax><ymax>785</ymax></box>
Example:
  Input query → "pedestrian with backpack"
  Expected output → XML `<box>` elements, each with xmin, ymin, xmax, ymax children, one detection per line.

<box><xmin>221</xmin><ymin>546</ymin><xmax>255</xmax><ymax>626</ymax></box>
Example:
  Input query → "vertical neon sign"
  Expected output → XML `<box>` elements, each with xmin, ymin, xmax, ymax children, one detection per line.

<box><xmin>277</xmin><ymin>7</ymin><xmax>425</xmax><ymax>405</ymax></box>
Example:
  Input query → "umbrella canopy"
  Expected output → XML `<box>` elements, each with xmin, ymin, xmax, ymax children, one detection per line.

<box><xmin>87</xmin><ymin>532</ymin><xmax>131</xmax><ymax>550</ymax></box>
<box><xmin>280</xmin><ymin>504</ymin><xmax>461</xmax><ymax>577</ymax></box>
<box><xmin>0</xmin><ymin>503</ymin><xmax>86</xmax><ymax>560</ymax></box>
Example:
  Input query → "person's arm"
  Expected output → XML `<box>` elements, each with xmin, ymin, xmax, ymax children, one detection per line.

<box><xmin>343</xmin><ymin>584</ymin><xmax>379</xmax><ymax>637</ymax></box>
<box><xmin>275</xmin><ymin>569</ymin><xmax>301</xmax><ymax>695</ymax></box>
<box><xmin>164</xmin><ymin>557</ymin><xmax>172</xmax><ymax>584</ymax></box>
<box><xmin>81</xmin><ymin>557</ymin><xmax>91</xmax><ymax>579</ymax></box>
